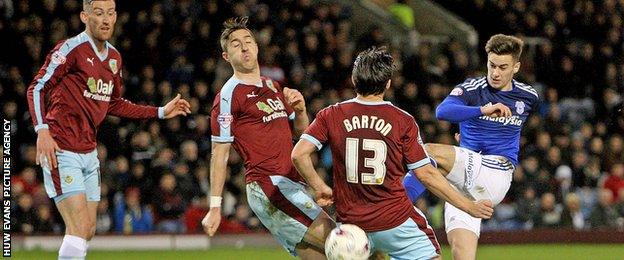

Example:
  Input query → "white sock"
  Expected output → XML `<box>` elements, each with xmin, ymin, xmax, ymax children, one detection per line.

<box><xmin>58</xmin><ymin>235</ymin><xmax>87</xmax><ymax>260</ymax></box>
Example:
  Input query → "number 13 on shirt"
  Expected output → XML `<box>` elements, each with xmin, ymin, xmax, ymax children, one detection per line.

<box><xmin>345</xmin><ymin>138</ymin><xmax>387</xmax><ymax>185</ymax></box>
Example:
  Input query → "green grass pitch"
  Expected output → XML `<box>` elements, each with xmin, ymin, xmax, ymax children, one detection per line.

<box><xmin>11</xmin><ymin>244</ymin><xmax>624</xmax><ymax>259</ymax></box>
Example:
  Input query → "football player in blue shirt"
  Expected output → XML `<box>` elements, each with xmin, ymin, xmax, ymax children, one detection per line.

<box><xmin>404</xmin><ymin>34</ymin><xmax>539</xmax><ymax>260</ymax></box>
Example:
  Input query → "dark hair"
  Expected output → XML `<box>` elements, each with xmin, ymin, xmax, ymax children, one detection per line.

<box><xmin>485</xmin><ymin>34</ymin><xmax>524</xmax><ymax>61</ymax></box>
<box><xmin>352</xmin><ymin>46</ymin><xmax>396</xmax><ymax>96</ymax></box>
<box><xmin>220</xmin><ymin>16</ymin><xmax>254</xmax><ymax>51</ymax></box>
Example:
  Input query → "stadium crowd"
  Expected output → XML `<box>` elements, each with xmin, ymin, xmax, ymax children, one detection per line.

<box><xmin>1</xmin><ymin>0</ymin><xmax>623</xmax><ymax>235</ymax></box>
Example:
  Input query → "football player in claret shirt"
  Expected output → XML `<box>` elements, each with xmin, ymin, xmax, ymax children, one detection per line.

<box><xmin>26</xmin><ymin>1</ymin><xmax>190</xmax><ymax>259</ymax></box>
<box><xmin>291</xmin><ymin>47</ymin><xmax>493</xmax><ymax>260</ymax></box>
<box><xmin>202</xmin><ymin>17</ymin><xmax>335</xmax><ymax>259</ymax></box>
<box><xmin>403</xmin><ymin>34</ymin><xmax>539</xmax><ymax>260</ymax></box>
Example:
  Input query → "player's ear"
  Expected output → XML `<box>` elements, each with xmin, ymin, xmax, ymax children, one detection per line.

<box><xmin>222</xmin><ymin>51</ymin><xmax>229</xmax><ymax>62</ymax></box>
<box><xmin>385</xmin><ymin>79</ymin><xmax>391</xmax><ymax>90</ymax></box>
<box><xmin>513</xmin><ymin>62</ymin><xmax>521</xmax><ymax>73</ymax></box>
<box><xmin>351</xmin><ymin>75</ymin><xmax>356</xmax><ymax>87</ymax></box>
<box><xmin>80</xmin><ymin>11</ymin><xmax>88</xmax><ymax>24</ymax></box>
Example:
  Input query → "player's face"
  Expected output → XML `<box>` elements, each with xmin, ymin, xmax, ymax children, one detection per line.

<box><xmin>81</xmin><ymin>0</ymin><xmax>117</xmax><ymax>42</ymax></box>
<box><xmin>222</xmin><ymin>29</ymin><xmax>259</xmax><ymax>73</ymax></box>
<box><xmin>486</xmin><ymin>53</ymin><xmax>520</xmax><ymax>90</ymax></box>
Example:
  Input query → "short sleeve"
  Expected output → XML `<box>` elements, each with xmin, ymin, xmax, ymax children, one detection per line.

<box><xmin>447</xmin><ymin>77</ymin><xmax>484</xmax><ymax>106</ymax></box>
<box><xmin>300</xmin><ymin>108</ymin><xmax>330</xmax><ymax>150</ymax></box>
<box><xmin>210</xmin><ymin>88</ymin><xmax>239</xmax><ymax>143</ymax></box>
<box><xmin>402</xmin><ymin>120</ymin><xmax>431</xmax><ymax>170</ymax></box>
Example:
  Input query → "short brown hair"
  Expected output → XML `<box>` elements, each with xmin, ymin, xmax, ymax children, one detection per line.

<box><xmin>485</xmin><ymin>34</ymin><xmax>524</xmax><ymax>61</ymax></box>
<box><xmin>83</xmin><ymin>0</ymin><xmax>114</xmax><ymax>11</ymax></box>
<box><xmin>220</xmin><ymin>17</ymin><xmax>254</xmax><ymax>51</ymax></box>
<box><xmin>352</xmin><ymin>46</ymin><xmax>396</xmax><ymax>96</ymax></box>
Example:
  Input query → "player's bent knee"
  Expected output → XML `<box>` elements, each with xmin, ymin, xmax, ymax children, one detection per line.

<box><xmin>424</xmin><ymin>143</ymin><xmax>449</xmax><ymax>157</ymax></box>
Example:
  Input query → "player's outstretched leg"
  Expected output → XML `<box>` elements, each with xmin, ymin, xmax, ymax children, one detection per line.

<box><xmin>424</xmin><ymin>143</ymin><xmax>481</xmax><ymax>260</ymax></box>
<box><xmin>295</xmin><ymin>210</ymin><xmax>335</xmax><ymax>259</ymax></box>
<box><xmin>423</xmin><ymin>143</ymin><xmax>456</xmax><ymax>175</ymax></box>
<box><xmin>403</xmin><ymin>143</ymin><xmax>456</xmax><ymax>204</ymax></box>
<box><xmin>56</xmin><ymin>193</ymin><xmax>93</xmax><ymax>260</ymax></box>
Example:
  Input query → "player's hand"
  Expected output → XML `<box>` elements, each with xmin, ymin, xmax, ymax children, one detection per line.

<box><xmin>314</xmin><ymin>184</ymin><xmax>334</xmax><ymax>207</ymax></box>
<box><xmin>468</xmin><ymin>199</ymin><xmax>494</xmax><ymax>219</ymax></box>
<box><xmin>283</xmin><ymin>87</ymin><xmax>306</xmax><ymax>113</ymax></box>
<box><xmin>163</xmin><ymin>94</ymin><xmax>191</xmax><ymax>119</ymax></box>
<box><xmin>480</xmin><ymin>103</ymin><xmax>512</xmax><ymax>118</ymax></box>
<box><xmin>36</xmin><ymin>129</ymin><xmax>63</xmax><ymax>169</ymax></box>
<box><xmin>202</xmin><ymin>207</ymin><xmax>221</xmax><ymax>236</ymax></box>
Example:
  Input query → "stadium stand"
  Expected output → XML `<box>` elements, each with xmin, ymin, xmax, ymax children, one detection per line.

<box><xmin>1</xmin><ymin>0</ymin><xmax>623</xmax><ymax>238</ymax></box>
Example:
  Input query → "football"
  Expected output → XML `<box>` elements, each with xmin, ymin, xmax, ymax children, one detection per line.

<box><xmin>324</xmin><ymin>224</ymin><xmax>371</xmax><ymax>260</ymax></box>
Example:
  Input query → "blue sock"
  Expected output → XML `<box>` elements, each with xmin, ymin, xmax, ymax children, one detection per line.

<box><xmin>403</xmin><ymin>170</ymin><xmax>426</xmax><ymax>203</ymax></box>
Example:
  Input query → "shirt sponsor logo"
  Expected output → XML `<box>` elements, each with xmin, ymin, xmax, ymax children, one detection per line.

<box><xmin>257</xmin><ymin>97</ymin><xmax>288</xmax><ymax>123</ymax></box>
<box><xmin>218</xmin><ymin>113</ymin><xmax>233</xmax><ymax>128</ymax></box>
<box><xmin>256</xmin><ymin>102</ymin><xmax>274</xmax><ymax>114</ymax></box>
<box><xmin>84</xmin><ymin>77</ymin><xmax>114</xmax><ymax>101</ymax></box>
<box><xmin>478</xmin><ymin>115</ymin><xmax>523</xmax><ymax>126</ymax></box>
<box><xmin>450</xmin><ymin>88</ymin><xmax>463</xmax><ymax>96</ymax></box>
<box><xmin>51</xmin><ymin>51</ymin><xmax>66</xmax><ymax>65</ymax></box>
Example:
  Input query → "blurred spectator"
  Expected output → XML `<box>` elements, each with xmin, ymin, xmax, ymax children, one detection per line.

<box><xmin>96</xmin><ymin>198</ymin><xmax>113</xmax><ymax>234</ymax></box>
<box><xmin>33</xmin><ymin>205</ymin><xmax>56</xmax><ymax>234</ymax></box>
<box><xmin>515</xmin><ymin>187</ymin><xmax>540</xmax><ymax>229</ymax></box>
<box><xmin>5</xmin><ymin>0</ymin><xmax>624</xmax><ymax>235</ymax></box>
<box><xmin>12</xmin><ymin>167</ymin><xmax>39</xmax><ymax>195</ymax></box>
<box><xmin>560</xmin><ymin>193</ymin><xmax>585</xmax><ymax>230</ymax></box>
<box><xmin>534</xmin><ymin>192</ymin><xmax>562</xmax><ymax>228</ymax></box>
<box><xmin>153</xmin><ymin>174</ymin><xmax>186</xmax><ymax>233</ymax></box>
<box><xmin>115</xmin><ymin>188</ymin><xmax>153</xmax><ymax>234</ymax></box>
<box><xmin>184</xmin><ymin>197</ymin><xmax>209</xmax><ymax>233</ymax></box>
<box><xmin>589</xmin><ymin>189</ymin><xmax>620</xmax><ymax>229</ymax></box>
<box><xmin>602</xmin><ymin>163</ymin><xmax>624</xmax><ymax>202</ymax></box>
<box><xmin>388</xmin><ymin>0</ymin><xmax>415</xmax><ymax>29</ymax></box>
<box><xmin>13</xmin><ymin>194</ymin><xmax>36</xmax><ymax>234</ymax></box>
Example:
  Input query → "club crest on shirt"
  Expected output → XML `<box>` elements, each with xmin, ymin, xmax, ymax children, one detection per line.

<box><xmin>265</xmin><ymin>80</ymin><xmax>278</xmax><ymax>93</ymax></box>
<box><xmin>515</xmin><ymin>101</ymin><xmax>525</xmax><ymax>114</ymax></box>
<box><xmin>109</xmin><ymin>59</ymin><xmax>118</xmax><ymax>74</ymax></box>
<box><xmin>218</xmin><ymin>113</ymin><xmax>233</xmax><ymax>128</ymax></box>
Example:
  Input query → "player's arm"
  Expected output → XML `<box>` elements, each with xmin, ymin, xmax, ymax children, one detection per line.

<box><xmin>436</xmin><ymin>90</ymin><xmax>512</xmax><ymax>123</ymax></box>
<box><xmin>283</xmin><ymin>87</ymin><xmax>309</xmax><ymax>137</ymax></box>
<box><xmin>403</xmin><ymin>120</ymin><xmax>492</xmax><ymax>218</ymax></box>
<box><xmin>108</xmin><ymin>60</ymin><xmax>190</xmax><ymax>119</ymax></box>
<box><xmin>108</xmin><ymin>93</ymin><xmax>191</xmax><ymax>119</ymax></box>
<box><xmin>291</xmin><ymin>139</ymin><xmax>333</xmax><ymax>206</ymax></box>
<box><xmin>201</xmin><ymin>141</ymin><xmax>231</xmax><ymax>236</ymax></box>
<box><xmin>27</xmin><ymin>41</ymin><xmax>73</xmax><ymax>169</ymax></box>
<box><xmin>412</xmin><ymin>164</ymin><xmax>493</xmax><ymax>219</ymax></box>
<box><xmin>202</xmin><ymin>92</ymin><xmax>238</xmax><ymax>236</ymax></box>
